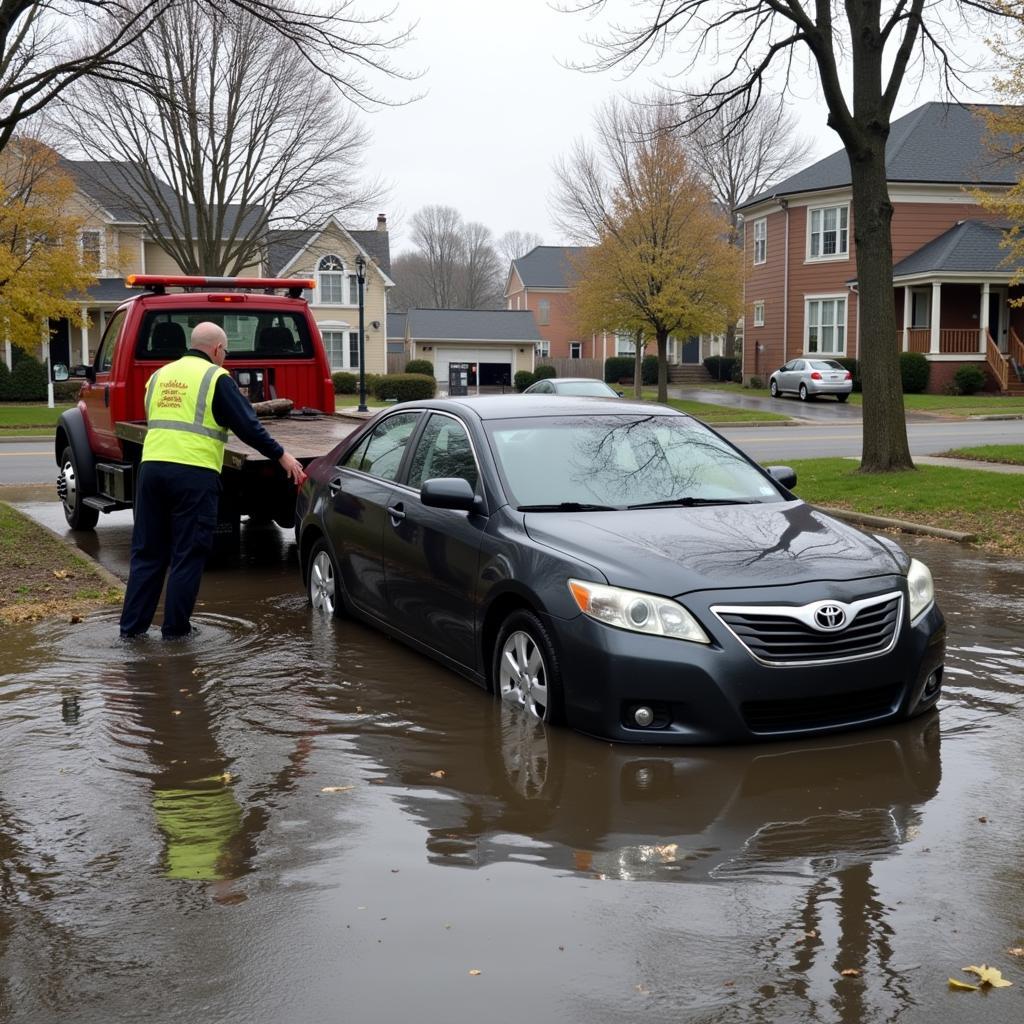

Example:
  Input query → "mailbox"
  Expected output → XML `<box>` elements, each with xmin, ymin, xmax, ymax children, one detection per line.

<box><xmin>448</xmin><ymin>361</ymin><xmax>471</xmax><ymax>396</ymax></box>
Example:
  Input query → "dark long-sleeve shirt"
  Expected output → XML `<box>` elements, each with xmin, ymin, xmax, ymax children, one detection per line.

<box><xmin>182</xmin><ymin>350</ymin><xmax>284</xmax><ymax>461</ymax></box>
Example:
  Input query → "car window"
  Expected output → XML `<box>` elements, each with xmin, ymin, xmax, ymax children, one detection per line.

<box><xmin>407</xmin><ymin>414</ymin><xmax>479</xmax><ymax>491</ymax></box>
<box><xmin>341</xmin><ymin>412</ymin><xmax>419</xmax><ymax>481</ymax></box>
<box><xmin>556</xmin><ymin>381</ymin><xmax>616</xmax><ymax>397</ymax></box>
<box><xmin>96</xmin><ymin>309</ymin><xmax>126</xmax><ymax>373</ymax></box>
<box><xmin>810</xmin><ymin>359</ymin><xmax>844</xmax><ymax>371</ymax></box>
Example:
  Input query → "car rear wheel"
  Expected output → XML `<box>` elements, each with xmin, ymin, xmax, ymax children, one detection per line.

<box><xmin>58</xmin><ymin>445</ymin><xmax>99</xmax><ymax>530</ymax></box>
<box><xmin>836</xmin><ymin>393</ymin><xmax>849</xmax><ymax>403</ymax></box>
<box><xmin>769</xmin><ymin>379</ymin><xmax>779</xmax><ymax>398</ymax></box>
<box><xmin>307</xmin><ymin>539</ymin><xmax>342</xmax><ymax>618</ymax></box>
<box><xmin>493</xmin><ymin>610</ymin><xmax>563</xmax><ymax>724</ymax></box>
<box><xmin>798</xmin><ymin>383</ymin><xmax>810</xmax><ymax>401</ymax></box>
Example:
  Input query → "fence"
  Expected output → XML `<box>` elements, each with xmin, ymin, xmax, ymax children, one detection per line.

<box><xmin>541</xmin><ymin>357</ymin><xmax>604</xmax><ymax>379</ymax></box>
<box><xmin>386</xmin><ymin>353</ymin><xmax>406</xmax><ymax>374</ymax></box>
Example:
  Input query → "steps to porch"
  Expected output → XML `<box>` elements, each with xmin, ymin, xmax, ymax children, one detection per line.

<box><xmin>668</xmin><ymin>364</ymin><xmax>714</xmax><ymax>385</ymax></box>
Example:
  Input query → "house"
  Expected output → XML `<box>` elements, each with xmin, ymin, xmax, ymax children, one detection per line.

<box><xmin>392</xmin><ymin>308</ymin><xmax>541</xmax><ymax>388</ymax></box>
<box><xmin>738</xmin><ymin>102</ymin><xmax>1024</xmax><ymax>393</ymax></box>
<box><xmin>504</xmin><ymin>244</ymin><xmax>730</xmax><ymax>367</ymax></box>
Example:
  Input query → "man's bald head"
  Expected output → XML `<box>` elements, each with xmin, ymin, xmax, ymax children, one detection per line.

<box><xmin>191</xmin><ymin>322</ymin><xmax>227</xmax><ymax>365</ymax></box>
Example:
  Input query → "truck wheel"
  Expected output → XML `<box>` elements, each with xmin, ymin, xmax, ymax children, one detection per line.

<box><xmin>57</xmin><ymin>445</ymin><xmax>99</xmax><ymax>530</ymax></box>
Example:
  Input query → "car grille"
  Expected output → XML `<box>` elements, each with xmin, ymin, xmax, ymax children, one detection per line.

<box><xmin>712</xmin><ymin>592</ymin><xmax>902</xmax><ymax>666</ymax></box>
<box><xmin>742</xmin><ymin>684</ymin><xmax>901</xmax><ymax>733</ymax></box>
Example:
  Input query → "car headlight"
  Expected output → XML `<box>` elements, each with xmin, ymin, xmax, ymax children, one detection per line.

<box><xmin>567</xmin><ymin>579</ymin><xmax>710</xmax><ymax>644</ymax></box>
<box><xmin>906</xmin><ymin>558</ymin><xmax>935</xmax><ymax>621</ymax></box>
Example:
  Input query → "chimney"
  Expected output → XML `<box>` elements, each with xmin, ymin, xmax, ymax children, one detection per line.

<box><xmin>376</xmin><ymin>213</ymin><xmax>387</xmax><ymax>232</ymax></box>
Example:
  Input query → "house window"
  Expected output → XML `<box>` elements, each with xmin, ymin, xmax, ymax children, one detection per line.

<box><xmin>569</xmin><ymin>341</ymin><xmax>582</xmax><ymax>359</ymax></box>
<box><xmin>805</xmin><ymin>297</ymin><xmax>847</xmax><ymax>354</ymax></box>
<box><xmin>321</xmin><ymin>329</ymin><xmax>345</xmax><ymax>368</ymax></box>
<box><xmin>349</xmin><ymin>331</ymin><xmax>360</xmax><ymax>369</ymax></box>
<box><xmin>753</xmin><ymin>218</ymin><xmax>767</xmax><ymax>265</ymax></box>
<box><xmin>537</xmin><ymin>340</ymin><xmax>550</xmax><ymax>358</ymax></box>
<box><xmin>808</xmin><ymin>205</ymin><xmax>849</xmax><ymax>260</ymax></box>
<box><xmin>911</xmin><ymin>288</ymin><xmax>930</xmax><ymax>329</ymax></box>
<box><xmin>753</xmin><ymin>301</ymin><xmax>765</xmax><ymax>327</ymax></box>
<box><xmin>80</xmin><ymin>230</ymin><xmax>102</xmax><ymax>271</ymax></box>
<box><xmin>615</xmin><ymin>333</ymin><xmax>636</xmax><ymax>356</ymax></box>
<box><xmin>537</xmin><ymin>299</ymin><xmax>550</xmax><ymax>325</ymax></box>
<box><xmin>318</xmin><ymin>255</ymin><xmax>345</xmax><ymax>304</ymax></box>
<box><xmin>349</xmin><ymin>274</ymin><xmax>361</xmax><ymax>305</ymax></box>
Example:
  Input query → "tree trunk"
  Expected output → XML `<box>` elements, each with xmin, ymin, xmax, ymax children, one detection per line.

<box><xmin>633</xmin><ymin>329</ymin><xmax>643</xmax><ymax>398</ymax></box>
<box><xmin>657</xmin><ymin>328</ymin><xmax>668</xmax><ymax>404</ymax></box>
<box><xmin>849</xmin><ymin>133</ymin><xmax>914</xmax><ymax>472</ymax></box>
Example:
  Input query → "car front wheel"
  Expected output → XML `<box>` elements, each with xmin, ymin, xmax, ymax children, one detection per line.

<box><xmin>769</xmin><ymin>379</ymin><xmax>779</xmax><ymax>398</ymax></box>
<box><xmin>493</xmin><ymin>610</ymin><xmax>563</xmax><ymax>724</ymax></box>
<box><xmin>307</xmin><ymin>538</ymin><xmax>342</xmax><ymax>618</ymax></box>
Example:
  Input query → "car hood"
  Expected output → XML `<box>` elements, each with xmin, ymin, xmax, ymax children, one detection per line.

<box><xmin>523</xmin><ymin>500</ymin><xmax>906</xmax><ymax>596</ymax></box>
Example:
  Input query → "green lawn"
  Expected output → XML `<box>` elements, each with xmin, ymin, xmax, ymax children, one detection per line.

<box><xmin>938</xmin><ymin>444</ymin><xmax>1024</xmax><ymax>466</ymax></box>
<box><xmin>640</xmin><ymin>390</ymin><xmax>789</xmax><ymax>423</ymax></box>
<box><xmin>783</xmin><ymin>458</ymin><xmax>1024</xmax><ymax>556</ymax></box>
<box><xmin>0</xmin><ymin>404</ymin><xmax>68</xmax><ymax>429</ymax></box>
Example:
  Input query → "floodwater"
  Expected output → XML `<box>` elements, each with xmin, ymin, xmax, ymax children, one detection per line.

<box><xmin>1</xmin><ymin>517</ymin><xmax>1023</xmax><ymax>1023</ymax></box>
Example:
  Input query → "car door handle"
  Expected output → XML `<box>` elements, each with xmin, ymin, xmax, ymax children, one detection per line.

<box><xmin>328</xmin><ymin>475</ymin><xmax>344</xmax><ymax>497</ymax></box>
<box><xmin>387</xmin><ymin>502</ymin><xmax>406</xmax><ymax>524</ymax></box>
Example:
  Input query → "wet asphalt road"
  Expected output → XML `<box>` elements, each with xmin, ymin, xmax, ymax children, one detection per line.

<box><xmin>1</xmin><ymin>500</ymin><xmax>1023</xmax><ymax>1023</ymax></box>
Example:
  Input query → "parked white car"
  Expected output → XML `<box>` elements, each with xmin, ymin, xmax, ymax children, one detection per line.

<box><xmin>769</xmin><ymin>359</ymin><xmax>853</xmax><ymax>402</ymax></box>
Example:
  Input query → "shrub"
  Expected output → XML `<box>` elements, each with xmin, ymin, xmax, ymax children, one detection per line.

<box><xmin>534</xmin><ymin>364</ymin><xmax>557</xmax><ymax>380</ymax></box>
<box><xmin>899</xmin><ymin>351</ymin><xmax>930</xmax><ymax>394</ymax></box>
<box><xmin>747</xmin><ymin>376</ymin><xmax>765</xmax><ymax>390</ymax></box>
<box><xmin>642</xmin><ymin>354</ymin><xmax>659</xmax><ymax>385</ymax></box>
<box><xmin>371</xmin><ymin>372</ymin><xmax>435</xmax><ymax>403</ymax></box>
<box><xmin>332</xmin><ymin>371</ymin><xmax>358</xmax><ymax>394</ymax></box>
<box><xmin>952</xmin><ymin>364</ymin><xmax>986</xmax><ymax>396</ymax></box>
<box><xmin>405</xmin><ymin>359</ymin><xmax>434</xmax><ymax>377</ymax></box>
<box><xmin>703</xmin><ymin>355</ymin><xmax>738</xmax><ymax>381</ymax></box>
<box><xmin>7</xmin><ymin>355</ymin><xmax>47</xmax><ymax>401</ymax></box>
<box><xmin>53</xmin><ymin>380</ymin><xmax>83</xmax><ymax>403</ymax></box>
<box><xmin>731</xmin><ymin>362</ymin><xmax>743</xmax><ymax>383</ymax></box>
<box><xmin>0</xmin><ymin>359</ymin><xmax>10</xmax><ymax>400</ymax></box>
<box><xmin>834</xmin><ymin>357</ymin><xmax>861</xmax><ymax>393</ymax></box>
<box><xmin>604</xmin><ymin>356</ymin><xmax>634</xmax><ymax>383</ymax></box>
<box><xmin>513</xmin><ymin>370</ymin><xmax>536</xmax><ymax>392</ymax></box>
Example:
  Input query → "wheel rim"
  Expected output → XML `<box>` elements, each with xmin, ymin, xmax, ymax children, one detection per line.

<box><xmin>799</xmin><ymin>385</ymin><xmax>807</xmax><ymax>400</ymax></box>
<box><xmin>309</xmin><ymin>550</ymin><xmax>336</xmax><ymax>615</ymax></box>
<box><xmin>498</xmin><ymin>630</ymin><xmax>549</xmax><ymax>720</ymax></box>
<box><xmin>58</xmin><ymin>459</ymin><xmax>77</xmax><ymax>514</ymax></box>
<box><xmin>770</xmin><ymin>382</ymin><xmax>777</xmax><ymax>396</ymax></box>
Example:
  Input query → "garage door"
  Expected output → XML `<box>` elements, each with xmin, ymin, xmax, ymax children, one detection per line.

<box><xmin>435</xmin><ymin>348</ymin><xmax>514</xmax><ymax>389</ymax></box>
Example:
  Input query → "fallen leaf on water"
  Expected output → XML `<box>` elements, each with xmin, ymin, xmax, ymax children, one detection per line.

<box><xmin>840</xmin><ymin>968</ymin><xmax>861</xmax><ymax>978</ymax></box>
<box><xmin>805</xmin><ymin>930</ymin><xmax>818</xmax><ymax>940</ymax></box>
<box><xmin>191</xmin><ymin>668</ymin><xmax>202</xmax><ymax>677</ymax></box>
<box><xmin>430</xmin><ymin>769</ymin><xmax>446</xmax><ymax>778</ymax></box>
<box><xmin>321</xmin><ymin>785</ymin><xmax>354</xmax><ymax>793</ymax></box>
<box><xmin>948</xmin><ymin>978</ymin><xmax>980</xmax><ymax>992</ymax></box>
<box><xmin>69</xmin><ymin>614</ymin><xmax>82</xmax><ymax>624</ymax></box>
<box><xmin>963</xmin><ymin>965</ymin><xmax>1013</xmax><ymax>988</ymax></box>
<box><xmin>172</xmin><ymin>709</ymin><xmax>181</xmax><ymax>716</ymax></box>
<box><xmin>654</xmin><ymin>843</ymin><xmax>678</xmax><ymax>861</ymax></box>
<box><xmin>1007</xmin><ymin>948</ymin><xmax>1024</xmax><ymax>958</ymax></box>
<box><xmin>978</xmin><ymin>816</ymin><xmax>988</xmax><ymax>824</ymax></box>
<box><xmin>468</xmin><ymin>969</ymin><xmax>481</xmax><ymax>976</ymax></box>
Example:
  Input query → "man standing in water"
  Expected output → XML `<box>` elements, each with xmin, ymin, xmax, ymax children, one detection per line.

<box><xmin>119</xmin><ymin>321</ymin><xmax>305</xmax><ymax>639</ymax></box>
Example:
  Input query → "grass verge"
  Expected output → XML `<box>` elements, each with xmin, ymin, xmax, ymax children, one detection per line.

<box><xmin>0</xmin><ymin>502</ymin><xmax>123</xmax><ymax>624</ymax></box>
<box><xmin>937</xmin><ymin>445</ymin><xmax>1024</xmax><ymax>466</ymax></box>
<box><xmin>0</xmin><ymin>404</ymin><xmax>69</xmax><ymax>431</ymax></box>
<box><xmin>785</xmin><ymin>458</ymin><xmax>1024</xmax><ymax>556</ymax></box>
<box><xmin>640</xmin><ymin>390</ymin><xmax>789</xmax><ymax>423</ymax></box>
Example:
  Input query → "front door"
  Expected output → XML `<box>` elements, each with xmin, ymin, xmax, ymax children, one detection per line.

<box><xmin>988</xmin><ymin>288</ymin><xmax>1008</xmax><ymax>352</ymax></box>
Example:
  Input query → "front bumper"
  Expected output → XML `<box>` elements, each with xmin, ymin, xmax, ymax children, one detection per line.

<box><xmin>554</xmin><ymin>586</ymin><xmax>945</xmax><ymax>745</ymax></box>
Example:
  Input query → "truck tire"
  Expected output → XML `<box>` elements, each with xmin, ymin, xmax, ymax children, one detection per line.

<box><xmin>58</xmin><ymin>445</ymin><xmax>100</xmax><ymax>530</ymax></box>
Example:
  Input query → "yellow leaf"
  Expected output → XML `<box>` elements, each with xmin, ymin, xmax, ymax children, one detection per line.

<box><xmin>468</xmin><ymin>969</ymin><xmax>481</xmax><ymax>976</ymax></box>
<box><xmin>1007</xmin><ymin>948</ymin><xmax>1024</xmax><ymax>958</ymax></box>
<box><xmin>963</xmin><ymin>965</ymin><xmax>1013</xmax><ymax>988</ymax></box>
<box><xmin>840</xmin><ymin>968</ymin><xmax>861</xmax><ymax>978</ymax></box>
<box><xmin>948</xmin><ymin>978</ymin><xmax>980</xmax><ymax>991</ymax></box>
<box><xmin>321</xmin><ymin>785</ymin><xmax>354</xmax><ymax>793</ymax></box>
<box><xmin>430</xmin><ymin>769</ymin><xmax>446</xmax><ymax>778</ymax></box>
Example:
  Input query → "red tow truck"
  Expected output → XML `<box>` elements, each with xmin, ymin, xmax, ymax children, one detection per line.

<box><xmin>54</xmin><ymin>275</ymin><xmax>363</xmax><ymax>534</ymax></box>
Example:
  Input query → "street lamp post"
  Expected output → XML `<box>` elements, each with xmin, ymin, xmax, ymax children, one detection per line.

<box><xmin>355</xmin><ymin>254</ymin><xmax>367</xmax><ymax>413</ymax></box>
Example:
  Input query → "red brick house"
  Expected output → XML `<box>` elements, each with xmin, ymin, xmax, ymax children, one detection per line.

<box><xmin>738</xmin><ymin>102</ymin><xmax>1024</xmax><ymax>393</ymax></box>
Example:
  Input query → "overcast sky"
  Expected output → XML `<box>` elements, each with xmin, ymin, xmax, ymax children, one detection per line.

<box><xmin>364</xmin><ymin>0</ymin><xmax>1000</xmax><ymax>253</ymax></box>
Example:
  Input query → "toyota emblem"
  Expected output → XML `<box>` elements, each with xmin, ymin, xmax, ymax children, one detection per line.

<box><xmin>813</xmin><ymin>604</ymin><xmax>847</xmax><ymax>631</ymax></box>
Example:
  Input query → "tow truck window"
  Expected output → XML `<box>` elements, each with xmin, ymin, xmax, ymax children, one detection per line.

<box><xmin>97</xmin><ymin>309</ymin><xmax>127</xmax><ymax>373</ymax></box>
<box><xmin>136</xmin><ymin>310</ymin><xmax>314</xmax><ymax>360</ymax></box>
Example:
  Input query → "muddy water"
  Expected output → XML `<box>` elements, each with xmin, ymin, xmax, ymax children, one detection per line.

<box><xmin>0</xmin><ymin>525</ymin><xmax>1022</xmax><ymax>1024</ymax></box>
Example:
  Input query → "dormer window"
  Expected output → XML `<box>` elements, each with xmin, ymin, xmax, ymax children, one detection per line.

<box><xmin>318</xmin><ymin>255</ymin><xmax>345</xmax><ymax>304</ymax></box>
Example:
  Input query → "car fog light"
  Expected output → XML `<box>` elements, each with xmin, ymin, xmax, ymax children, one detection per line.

<box><xmin>923</xmin><ymin>669</ymin><xmax>941</xmax><ymax>698</ymax></box>
<box><xmin>634</xmin><ymin>705</ymin><xmax>655</xmax><ymax>727</ymax></box>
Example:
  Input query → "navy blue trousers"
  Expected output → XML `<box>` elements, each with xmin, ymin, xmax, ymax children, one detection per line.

<box><xmin>120</xmin><ymin>461</ymin><xmax>220</xmax><ymax>638</ymax></box>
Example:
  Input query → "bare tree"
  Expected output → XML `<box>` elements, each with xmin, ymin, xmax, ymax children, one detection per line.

<box><xmin>564</xmin><ymin>0</ymin><xmax>1014</xmax><ymax>472</ymax></box>
<box><xmin>410</xmin><ymin>205</ymin><xmax>466</xmax><ymax>308</ymax></box>
<box><xmin>497</xmin><ymin>229</ymin><xmax>545</xmax><ymax>267</ymax></box>
<box><xmin>389</xmin><ymin>252</ymin><xmax>436</xmax><ymax>312</ymax></box>
<box><xmin>56</xmin><ymin>0</ymin><xmax>382</xmax><ymax>276</ymax></box>
<box><xmin>459</xmin><ymin>222</ymin><xmax>504</xmax><ymax>308</ymax></box>
<box><xmin>0</xmin><ymin>0</ymin><xmax>414</xmax><ymax>157</ymax></box>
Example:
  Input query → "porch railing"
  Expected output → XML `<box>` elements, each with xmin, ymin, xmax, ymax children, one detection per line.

<box><xmin>986</xmin><ymin>331</ymin><xmax>1009</xmax><ymax>391</ymax></box>
<box><xmin>906</xmin><ymin>328</ymin><xmax>930</xmax><ymax>353</ymax></box>
<box><xmin>1010</xmin><ymin>327</ymin><xmax>1024</xmax><ymax>375</ymax></box>
<box><xmin>900</xmin><ymin>328</ymin><xmax>989</xmax><ymax>354</ymax></box>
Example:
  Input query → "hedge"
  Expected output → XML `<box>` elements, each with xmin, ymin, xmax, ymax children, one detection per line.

<box><xmin>604</xmin><ymin>356</ymin><xmax>634</xmax><ymax>383</ymax></box>
<box><xmin>534</xmin><ymin>364</ymin><xmax>556</xmax><ymax>380</ymax></box>
<box><xmin>5</xmin><ymin>355</ymin><xmax>48</xmax><ymax>401</ymax></box>
<box><xmin>952</xmin><ymin>364</ymin><xmax>986</xmax><ymax>395</ymax></box>
<box><xmin>514</xmin><ymin>370</ymin><xmax>536</xmax><ymax>392</ymax></box>
<box><xmin>899</xmin><ymin>352</ymin><xmax>930</xmax><ymax>394</ymax></box>
<box><xmin>371</xmin><ymin>373</ymin><xmax>435</xmax><ymax>402</ymax></box>
<box><xmin>332</xmin><ymin>371</ymin><xmax>382</xmax><ymax>395</ymax></box>
<box><xmin>641</xmin><ymin>354</ymin><xmax>659</xmax><ymax>385</ymax></box>
<box><xmin>0</xmin><ymin>360</ymin><xmax>9</xmax><ymax>400</ymax></box>
<box><xmin>405</xmin><ymin>359</ymin><xmax>434</xmax><ymax>377</ymax></box>
<box><xmin>703</xmin><ymin>355</ymin><xmax>738</xmax><ymax>382</ymax></box>
<box><xmin>53</xmin><ymin>380</ymin><xmax>83</xmax><ymax>403</ymax></box>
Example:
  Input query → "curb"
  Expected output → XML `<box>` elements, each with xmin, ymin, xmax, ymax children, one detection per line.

<box><xmin>701</xmin><ymin>418</ymin><xmax>800</xmax><ymax>429</ymax></box>
<box><xmin>815</xmin><ymin>505</ymin><xmax>976</xmax><ymax>543</ymax></box>
<box><xmin>0</xmin><ymin>434</ymin><xmax>50</xmax><ymax>444</ymax></box>
<box><xmin>968</xmin><ymin>413</ymin><xmax>1024</xmax><ymax>421</ymax></box>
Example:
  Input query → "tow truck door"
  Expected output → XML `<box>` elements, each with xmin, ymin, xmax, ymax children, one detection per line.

<box><xmin>81</xmin><ymin>309</ymin><xmax>127</xmax><ymax>459</ymax></box>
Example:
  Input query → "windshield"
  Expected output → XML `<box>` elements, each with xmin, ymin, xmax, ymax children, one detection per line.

<box><xmin>486</xmin><ymin>415</ymin><xmax>785</xmax><ymax>509</ymax></box>
<box><xmin>555</xmin><ymin>381</ymin><xmax>616</xmax><ymax>397</ymax></box>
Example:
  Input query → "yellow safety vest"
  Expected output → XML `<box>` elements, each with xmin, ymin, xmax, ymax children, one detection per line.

<box><xmin>142</xmin><ymin>355</ymin><xmax>229</xmax><ymax>472</ymax></box>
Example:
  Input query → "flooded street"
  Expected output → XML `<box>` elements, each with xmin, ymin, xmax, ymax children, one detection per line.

<box><xmin>1</xmin><ymin>506</ymin><xmax>1023</xmax><ymax>1023</ymax></box>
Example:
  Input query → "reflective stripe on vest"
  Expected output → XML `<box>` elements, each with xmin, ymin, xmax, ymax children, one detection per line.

<box><xmin>142</xmin><ymin>357</ymin><xmax>229</xmax><ymax>471</ymax></box>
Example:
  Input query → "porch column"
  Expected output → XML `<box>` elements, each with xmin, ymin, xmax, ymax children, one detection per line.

<box><xmin>3</xmin><ymin>338</ymin><xmax>10</xmax><ymax>370</ymax></box>
<box><xmin>902</xmin><ymin>286</ymin><xmax>911</xmax><ymax>352</ymax></box>
<box><xmin>42</xmin><ymin>321</ymin><xmax>54</xmax><ymax>409</ymax></box>
<box><xmin>80</xmin><ymin>306</ymin><xmax>90</xmax><ymax>364</ymax></box>
<box><xmin>979</xmin><ymin>282</ymin><xmax>990</xmax><ymax>353</ymax></box>
<box><xmin>929</xmin><ymin>283</ymin><xmax>942</xmax><ymax>354</ymax></box>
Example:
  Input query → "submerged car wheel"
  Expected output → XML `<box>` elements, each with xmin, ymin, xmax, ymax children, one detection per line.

<box><xmin>769</xmin><ymin>379</ymin><xmax>780</xmax><ymax>398</ymax></box>
<box><xmin>307</xmin><ymin>539</ymin><xmax>342</xmax><ymax>618</ymax></box>
<box><xmin>494</xmin><ymin>610</ymin><xmax>563</xmax><ymax>724</ymax></box>
<box><xmin>798</xmin><ymin>383</ymin><xmax>810</xmax><ymax>401</ymax></box>
<box><xmin>58</xmin><ymin>445</ymin><xmax>99</xmax><ymax>530</ymax></box>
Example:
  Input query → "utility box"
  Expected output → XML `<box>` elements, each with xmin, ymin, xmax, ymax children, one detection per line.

<box><xmin>448</xmin><ymin>362</ymin><xmax>470</xmax><ymax>396</ymax></box>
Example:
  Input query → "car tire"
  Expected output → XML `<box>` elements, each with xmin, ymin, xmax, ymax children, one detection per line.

<box><xmin>307</xmin><ymin>538</ymin><xmax>343</xmax><ymax>618</ymax></box>
<box><xmin>58</xmin><ymin>445</ymin><xmax>99</xmax><ymax>530</ymax></box>
<box><xmin>836</xmin><ymin>393</ymin><xmax>849</xmax><ymax>403</ymax></box>
<box><xmin>769</xmin><ymin>380</ymin><xmax>779</xmax><ymax>398</ymax></box>
<box><xmin>798</xmin><ymin>383</ymin><xmax>810</xmax><ymax>401</ymax></box>
<box><xmin>493</xmin><ymin>609</ymin><xmax>564</xmax><ymax>725</ymax></box>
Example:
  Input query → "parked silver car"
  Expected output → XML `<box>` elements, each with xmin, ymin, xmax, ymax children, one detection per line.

<box><xmin>769</xmin><ymin>358</ymin><xmax>852</xmax><ymax>402</ymax></box>
<box><xmin>523</xmin><ymin>377</ymin><xmax>622</xmax><ymax>398</ymax></box>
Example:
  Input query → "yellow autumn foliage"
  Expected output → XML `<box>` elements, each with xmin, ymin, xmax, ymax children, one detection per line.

<box><xmin>0</xmin><ymin>138</ymin><xmax>98</xmax><ymax>351</ymax></box>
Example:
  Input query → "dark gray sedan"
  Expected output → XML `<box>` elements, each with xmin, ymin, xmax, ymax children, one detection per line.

<box><xmin>296</xmin><ymin>396</ymin><xmax>944</xmax><ymax>745</ymax></box>
<box><xmin>523</xmin><ymin>377</ymin><xmax>621</xmax><ymax>397</ymax></box>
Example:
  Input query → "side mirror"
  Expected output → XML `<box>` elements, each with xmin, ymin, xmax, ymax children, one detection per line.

<box><xmin>421</xmin><ymin>477</ymin><xmax>481</xmax><ymax>513</ymax></box>
<box><xmin>615</xmin><ymin>390</ymin><xmax>624</xmax><ymax>397</ymax></box>
<box><xmin>70</xmin><ymin>364</ymin><xmax>95</xmax><ymax>383</ymax></box>
<box><xmin>767</xmin><ymin>465</ymin><xmax>798</xmax><ymax>490</ymax></box>
<box><xmin>52</xmin><ymin>363</ymin><xmax>69</xmax><ymax>382</ymax></box>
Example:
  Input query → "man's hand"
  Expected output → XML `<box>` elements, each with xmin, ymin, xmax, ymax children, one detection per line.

<box><xmin>278</xmin><ymin>451</ymin><xmax>307</xmax><ymax>486</ymax></box>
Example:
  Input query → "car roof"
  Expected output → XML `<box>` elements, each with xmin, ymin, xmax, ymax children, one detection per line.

<box><xmin>399</xmin><ymin>395</ymin><xmax>679</xmax><ymax>420</ymax></box>
<box><xmin>550</xmin><ymin>377</ymin><xmax>608</xmax><ymax>384</ymax></box>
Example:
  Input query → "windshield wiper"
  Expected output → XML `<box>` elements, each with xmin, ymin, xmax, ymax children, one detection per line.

<box><xmin>517</xmin><ymin>502</ymin><xmax>619</xmax><ymax>512</ymax></box>
<box><xmin>626</xmin><ymin>497</ymin><xmax>758</xmax><ymax>510</ymax></box>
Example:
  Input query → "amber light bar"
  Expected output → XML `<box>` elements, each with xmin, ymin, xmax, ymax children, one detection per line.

<box><xmin>126</xmin><ymin>274</ymin><xmax>315</xmax><ymax>298</ymax></box>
